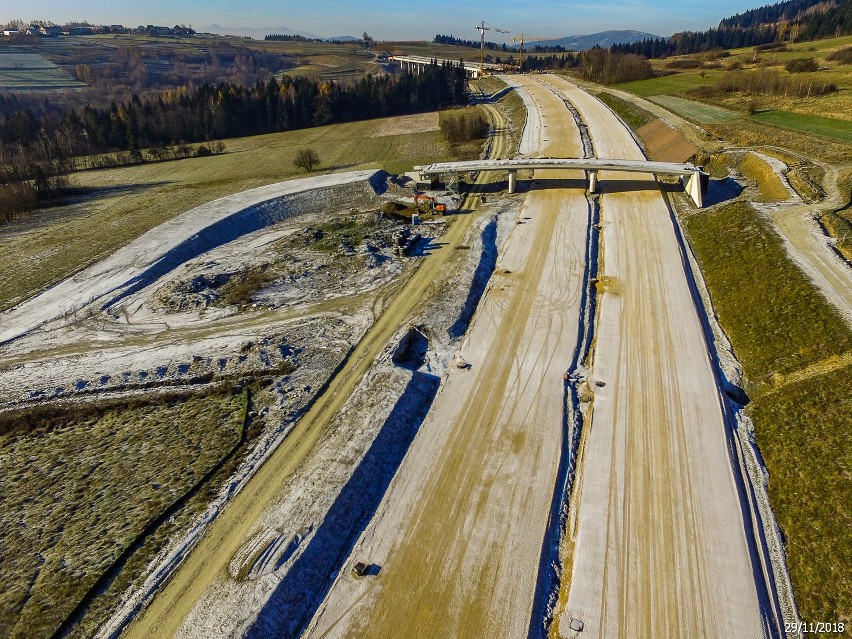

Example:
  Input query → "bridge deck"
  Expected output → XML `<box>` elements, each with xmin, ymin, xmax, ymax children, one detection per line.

<box><xmin>415</xmin><ymin>157</ymin><xmax>705</xmax><ymax>207</ymax></box>
<box><xmin>416</xmin><ymin>157</ymin><xmax>697</xmax><ymax>176</ymax></box>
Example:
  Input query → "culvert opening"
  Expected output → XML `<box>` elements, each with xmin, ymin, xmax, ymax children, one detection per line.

<box><xmin>391</xmin><ymin>324</ymin><xmax>429</xmax><ymax>369</ymax></box>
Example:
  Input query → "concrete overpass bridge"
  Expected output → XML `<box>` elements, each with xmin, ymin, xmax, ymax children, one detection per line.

<box><xmin>414</xmin><ymin>157</ymin><xmax>707</xmax><ymax>207</ymax></box>
<box><xmin>390</xmin><ymin>55</ymin><xmax>502</xmax><ymax>79</ymax></box>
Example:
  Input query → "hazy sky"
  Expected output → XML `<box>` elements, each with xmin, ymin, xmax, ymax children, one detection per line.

<box><xmin>3</xmin><ymin>0</ymin><xmax>765</xmax><ymax>39</ymax></box>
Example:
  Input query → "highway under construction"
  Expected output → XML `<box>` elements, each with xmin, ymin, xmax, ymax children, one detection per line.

<box><xmin>69</xmin><ymin>75</ymin><xmax>792</xmax><ymax>639</ymax></box>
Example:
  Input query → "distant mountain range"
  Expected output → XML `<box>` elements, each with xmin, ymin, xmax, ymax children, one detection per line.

<box><xmin>517</xmin><ymin>30</ymin><xmax>664</xmax><ymax>51</ymax></box>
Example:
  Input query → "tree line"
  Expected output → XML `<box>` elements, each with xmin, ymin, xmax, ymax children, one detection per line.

<box><xmin>0</xmin><ymin>61</ymin><xmax>468</xmax><ymax>223</ymax></box>
<box><xmin>612</xmin><ymin>0</ymin><xmax>851</xmax><ymax>57</ymax></box>
<box><xmin>521</xmin><ymin>49</ymin><xmax>651</xmax><ymax>83</ymax></box>
<box><xmin>434</xmin><ymin>34</ymin><xmax>571</xmax><ymax>54</ymax></box>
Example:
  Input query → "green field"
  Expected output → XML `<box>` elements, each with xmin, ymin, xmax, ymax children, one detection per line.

<box><xmin>648</xmin><ymin>94</ymin><xmax>740</xmax><ymax>122</ymax></box>
<box><xmin>685</xmin><ymin>202</ymin><xmax>852</xmax><ymax>385</ymax></box>
<box><xmin>614</xmin><ymin>71</ymin><xmax>721</xmax><ymax>97</ymax></box>
<box><xmin>725</xmin><ymin>34</ymin><xmax>852</xmax><ymax>57</ymax></box>
<box><xmin>0</xmin><ymin>52</ymin><xmax>83</xmax><ymax>90</ymax></box>
<box><xmin>0</xmin><ymin>390</ymin><xmax>246</xmax><ymax>639</ymax></box>
<box><xmin>749</xmin><ymin>365</ymin><xmax>852</xmax><ymax>629</ymax></box>
<box><xmin>596</xmin><ymin>92</ymin><xmax>654</xmax><ymax>129</ymax></box>
<box><xmin>683</xmin><ymin>201</ymin><xmax>852</xmax><ymax>630</ymax></box>
<box><xmin>751</xmin><ymin>109</ymin><xmax>852</xmax><ymax>144</ymax></box>
<box><xmin>0</xmin><ymin>111</ymin><xmax>469</xmax><ymax>312</ymax></box>
<box><xmin>616</xmin><ymin>35</ymin><xmax>852</xmax><ymax>128</ymax></box>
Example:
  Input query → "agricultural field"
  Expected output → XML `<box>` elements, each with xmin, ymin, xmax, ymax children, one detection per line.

<box><xmin>647</xmin><ymin>94</ymin><xmax>739</xmax><ymax>122</ymax></box>
<box><xmin>615</xmin><ymin>35</ymin><xmax>852</xmax><ymax>127</ymax></box>
<box><xmin>751</xmin><ymin>109</ymin><xmax>852</xmax><ymax>144</ymax></box>
<box><xmin>0</xmin><ymin>390</ymin><xmax>247</xmax><ymax>639</ymax></box>
<box><xmin>682</xmin><ymin>201</ymin><xmax>852</xmax><ymax>630</ymax></box>
<box><xmin>0</xmin><ymin>35</ymin><xmax>297</xmax><ymax>111</ymax></box>
<box><xmin>614</xmin><ymin>70</ymin><xmax>722</xmax><ymax>97</ymax></box>
<box><xmin>0</xmin><ymin>111</ymin><xmax>461</xmax><ymax>312</ymax></box>
<box><xmin>0</xmin><ymin>51</ymin><xmax>83</xmax><ymax>90</ymax></box>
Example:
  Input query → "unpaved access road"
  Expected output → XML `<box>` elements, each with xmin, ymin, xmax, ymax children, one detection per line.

<box><xmin>546</xmin><ymin>76</ymin><xmax>775</xmax><ymax>638</ymax></box>
<box><xmin>774</xmin><ymin>206</ymin><xmax>852</xmax><ymax>325</ymax></box>
<box><xmin>304</xmin><ymin>76</ymin><xmax>591</xmax><ymax>638</ymax></box>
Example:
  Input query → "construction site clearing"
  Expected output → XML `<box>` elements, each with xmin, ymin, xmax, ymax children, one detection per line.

<box><xmin>0</xmin><ymin>155</ymin><xmax>520</xmax><ymax>639</ymax></box>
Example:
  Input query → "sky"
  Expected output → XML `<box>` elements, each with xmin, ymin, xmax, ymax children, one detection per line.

<box><xmin>2</xmin><ymin>0</ymin><xmax>768</xmax><ymax>40</ymax></box>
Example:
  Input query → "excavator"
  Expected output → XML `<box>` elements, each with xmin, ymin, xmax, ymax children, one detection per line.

<box><xmin>413</xmin><ymin>192</ymin><xmax>447</xmax><ymax>214</ymax></box>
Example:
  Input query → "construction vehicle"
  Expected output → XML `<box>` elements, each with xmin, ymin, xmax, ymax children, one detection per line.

<box><xmin>413</xmin><ymin>191</ymin><xmax>449</xmax><ymax>215</ymax></box>
<box><xmin>413</xmin><ymin>192</ymin><xmax>435</xmax><ymax>212</ymax></box>
<box><xmin>475</xmin><ymin>20</ymin><xmax>510</xmax><ymax>73</ymax></box>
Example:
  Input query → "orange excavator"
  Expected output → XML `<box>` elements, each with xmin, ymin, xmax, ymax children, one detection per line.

<box><xmin>413</xmin><ymin>192</ymin><xmax>447</xmax><ymax>214</ymax></box>
<box><xmin>413</xmin><ymin>192</ymin><xmax>434</xmax><ymax>211</ymax></box>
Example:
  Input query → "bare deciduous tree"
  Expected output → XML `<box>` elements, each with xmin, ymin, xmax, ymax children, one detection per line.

<box><xmin>293</xmin><ymin>148</ymin><xmax>320</xmax><ymax>172</ymax></box>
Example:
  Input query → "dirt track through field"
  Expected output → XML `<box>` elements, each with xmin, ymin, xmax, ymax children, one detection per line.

<box><xmin>304</xmin><ymin>76</ymin><xmax>590</xmax><ymax>639</ymax></box>
<box><xmin>545</xmin><ymin>76</ymin><xmax>774</xmax><ymax>638</ymax></box>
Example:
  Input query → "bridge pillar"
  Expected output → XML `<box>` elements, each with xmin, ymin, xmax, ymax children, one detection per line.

<box><xmin>508</xmin><ymin>170</ymin><xmax>517</xmax><ymax>194</ymax></box>
<box><xmin>685</xmin><ymin>170</ymin><xmax>703</xmax><ymax>208</ymax></box>
<box><xmin>588</xmin><ymin>170</ymin><xmax>598</xmax><ymax>193</ymax></box>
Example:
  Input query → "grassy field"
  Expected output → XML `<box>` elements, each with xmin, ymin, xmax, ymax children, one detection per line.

<box><xmin>684</xmin><ymin>202</ymin><xmax>852</xmax><ymax>387</ymax></box>
<box><xmin>595</xmin><ymin>92</ymin><xmax>654</xmax><ymax>130</ymax></box>
<box><xmin>683</xmin><ymin>201</ymin><xmax>852</xmax><ymax>629</ymax></box>
<box><xmin>648</xmin><ymin>94</ymin><xmax>740</xmax><ymax>122</ymax></box>
<box><xmin>751</xmin><ymin>110</ymin><xmax>852</xmax><ymax>144</ymax></box>
<box><xmin>0</xmin><ymin>51</ymin><xmax>83</xmax><ymax>90</ymax></box>
<box><xmin>749</xmin><ymin>364</ymin><xmax>852</xmax><ymax>629</ymax></box>
<box><xmin>615</xmin><ymin>35</ymin><xmax>852</xmax><ymax>127</ymax></box>
<box><xmin>704</xmin><ymin>117</ymin><xmax>851</xmax><ymax>164</ymax></box>
<box><xmin>614</xmin><ymin>71</ymin><xmax>721</xmax><ymax>97</ymax></box>
<box><xmin>0</xmin><ymin>390</ymin><xmax>246</xmax><ymax>639</ymax></box>
<box><xmin>0</xmin><ymin>111</ymin><xmax>466</xmax><ymax>312</ymax></box>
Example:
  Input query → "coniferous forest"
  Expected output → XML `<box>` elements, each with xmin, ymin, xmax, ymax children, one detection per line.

<box><xmin>0</xmin><ymin>62</ymin><xmax>468</xmax><ymax>221</ymax></box>
<box><xmin>613</xmin><ymin>0</ymin><xmax>851</xmax><ymax>57</ymax></box>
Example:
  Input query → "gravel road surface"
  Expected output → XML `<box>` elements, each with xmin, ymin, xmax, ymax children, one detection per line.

<box><xmin>547</xmin><ymin>75</ymin><xmax>772</xmax><ymax>639</ymax></box>
<box><xmin>305</xmin><ymin>75</ymin><xmax>592</xmax><ymax>639</ymax></box>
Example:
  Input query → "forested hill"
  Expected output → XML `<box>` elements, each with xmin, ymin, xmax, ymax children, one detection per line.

<box><xmin>0</xmin><ymin>62</ymin><xmax>468</xmax><ymax>220</ymax></box>
<box><xmin>612</xmin><ymin>0</ymin><xmax>851</xmax><ymax>57</ymax></box>
<box><xmin>720</xmin><ymin>0</ymin><xmax>845</xmax><ymax>32</ymax></box>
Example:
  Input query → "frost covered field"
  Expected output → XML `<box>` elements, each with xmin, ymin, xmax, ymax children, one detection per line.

<box><xmin>0</xmin><ymin>52</ymin><xmax>82</xmax><ymax>90</ymax></box>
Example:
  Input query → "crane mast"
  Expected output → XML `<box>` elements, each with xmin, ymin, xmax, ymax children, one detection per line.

<box><xmin>475</xmin><ymin>20</ymin><xmax>509</xmax><ymax>72</ymax></box>
<box><xmin>511</xmin><ymin>33</ymin><xmax>555</xmax><ymax>72</ymax></box>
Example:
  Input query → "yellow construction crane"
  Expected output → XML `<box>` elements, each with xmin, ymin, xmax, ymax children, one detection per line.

<box><xmin>475</xmin><ymin>20</ymin><xmax>510</xmax><ymax>72</ymax></box>
<box><xmin>510</xmin><ymin>33</ymin><xmax>556</xmax><ymax>72</ymax></box>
